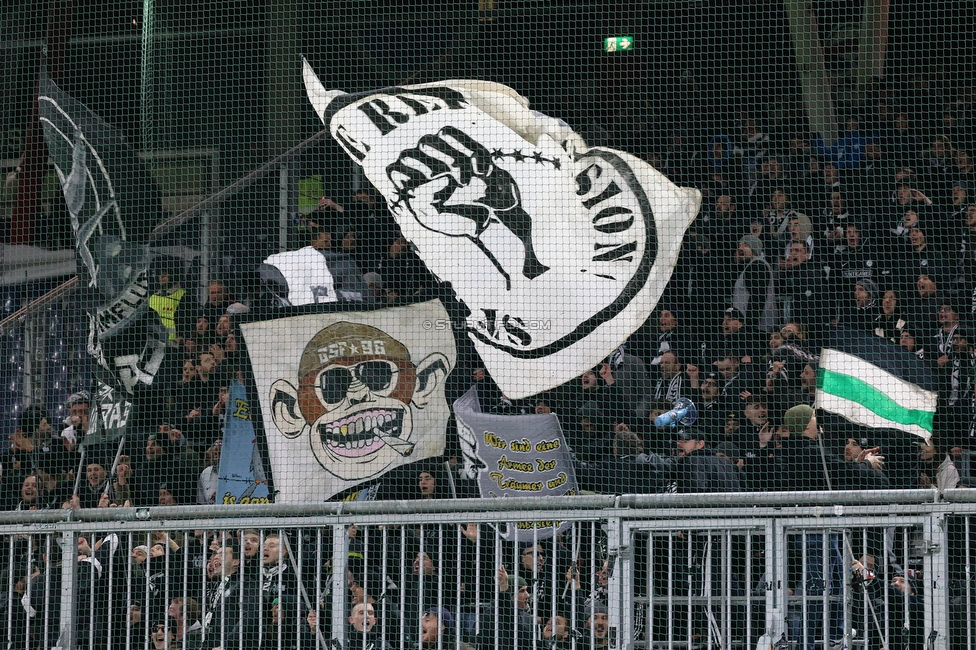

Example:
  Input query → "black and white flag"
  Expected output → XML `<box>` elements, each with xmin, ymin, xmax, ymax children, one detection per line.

<box><xmin>304</xmin><ymin>60</ymin><xmax>701</xmax><ymax>399</ymax></box>
<box><xmin>39</xmin><ymin>71</ymin><xmax>169</xmax><ymax>440</ymax></box>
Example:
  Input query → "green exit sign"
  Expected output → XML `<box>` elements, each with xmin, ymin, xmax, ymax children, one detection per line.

<box><xmin>604</xmin><ymin>36</ymin><xmax>634</xmax><ymax>53</ymax></box>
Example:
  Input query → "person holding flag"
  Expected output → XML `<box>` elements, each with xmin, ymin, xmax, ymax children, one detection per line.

<box><xmin>777</xmin><ymin>404</ymin><xmax>888</xmax><ymax>492</ymax></box>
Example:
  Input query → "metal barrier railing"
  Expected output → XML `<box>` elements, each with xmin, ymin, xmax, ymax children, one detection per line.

<box><xmin>0</xmin><ymin>492</ymin><xmax>970</xmax><ymax>650</ymax></box>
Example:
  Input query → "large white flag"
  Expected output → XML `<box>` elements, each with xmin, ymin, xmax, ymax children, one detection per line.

<box><xmin>305</xmin><ymin>60</ymin><xmax>700</xmax><ymax>398</ymax></box>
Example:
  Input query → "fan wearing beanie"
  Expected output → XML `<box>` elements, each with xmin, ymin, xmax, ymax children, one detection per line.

<box><xmin>773</xmin><ymin>405</ymin><xmax>888</xmax><ymax>491</ymax></box>
<box><xmin>732</xmin><ymin>234</ymin><xmax>778</xmax><ymax>332</ymax></box>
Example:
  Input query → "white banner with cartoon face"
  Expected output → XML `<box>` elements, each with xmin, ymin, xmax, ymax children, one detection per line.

<box><xmin>304</xmin><ymin>61</ymin><xmax>701</xmax><ymax>399</ymax></box>
<box><xmin>241</xmin><ymin>301</ymin><xmax>456</xmax><ymax>502</ymax></box>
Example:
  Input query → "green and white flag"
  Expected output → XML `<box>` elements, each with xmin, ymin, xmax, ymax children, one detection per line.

<box><xmin>816</xmin><ymin>330</ymin><xmax>938</xmax><ymax>442</ymax></box>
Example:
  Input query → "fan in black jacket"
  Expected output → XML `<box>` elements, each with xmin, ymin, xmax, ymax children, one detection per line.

<box><xmin>671</xmin><ymin>428</ymin><xmax>745</xmax><ymax>493</ymax></box>
<box><xmin>775</xmin><ymin>405</ymin><xmax>889</xmax><ymax>491</ymax></box>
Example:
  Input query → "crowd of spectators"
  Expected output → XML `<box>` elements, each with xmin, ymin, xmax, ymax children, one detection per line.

<box><xmin>1</xmin><ymin>466</ymin><xmax>927</xmax><ymax>650</ymax></box>
<box><xmin>5</xmin><ymin>80</ymin><xmax>976</xmax><ymax>650</ymax></box>
<box><xmin>2</xmin><ymin>514</ymin><xmax>626</xmax><ymax>650</ymax></box>
<box><xmin>9</xmin><ymin>87</ymin><xmax>976</xmax><ymax>513</ymax></box>
<box><xmin>460</xmin><ymin>90</ymin><xmax>976</xmax><ymax>496</ymax></box>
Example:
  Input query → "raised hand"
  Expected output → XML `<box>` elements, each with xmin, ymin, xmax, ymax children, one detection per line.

<box><xmin>387</xmin><ymin>126</ymin><xmax>549</xmax><ymax>287</ymax></box>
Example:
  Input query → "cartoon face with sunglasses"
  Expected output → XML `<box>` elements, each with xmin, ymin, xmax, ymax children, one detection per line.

<box><xmin>270</xmin><ymin>322</ymin><xmax>451</xmax><ymax>481</ymax></box>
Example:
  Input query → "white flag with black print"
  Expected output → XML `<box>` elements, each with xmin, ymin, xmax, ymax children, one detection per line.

<box><xmin>304</xmin><ymin>59</ymin><xmax>701</xmax><ymax>399</ymax></box>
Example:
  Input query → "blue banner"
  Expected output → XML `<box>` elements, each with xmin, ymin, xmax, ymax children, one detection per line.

<box><xmin>454</xmin><ymin>385</ymin><xmax>578</xmax><ymax>541</ymax></box>
<box><xmin>216</xmin><ymin>380</ymin><xmax>270</xmax><ymax>504</ymax></box>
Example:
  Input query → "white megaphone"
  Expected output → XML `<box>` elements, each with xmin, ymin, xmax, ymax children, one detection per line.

<box><xmin>654</xmin><ymin>397</ymin><xmax>698</xmax><ymax>429</ymax></box>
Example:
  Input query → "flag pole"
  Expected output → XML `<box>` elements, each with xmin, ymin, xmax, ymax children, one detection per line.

<box><xmin>71</xmin><ymin>444</ymin><xmax>85</xmax><ymax>498</ymax></box>
<box><xmin>814</xmin><ymin>414</ymin><xmax>833</xmax><ymax>491</ymax></box>
<box><xmin>842</xmin><ymin>531</ymin><xmax>888</xmax><ymax>649</ymax></box>
<box><xmin>443</xmin><ymin>461</ymin><xmax>458</xmax><ymax>499</ymax></box>
<box><xmin>102</xmin><ymin>434</ymin><xmax>128</xmax><ymax>501</ymax></box>
<box><xmin>281</xmin><ymin>533</ymin><xmax>330</xmax><ymax>650</ymax></box>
